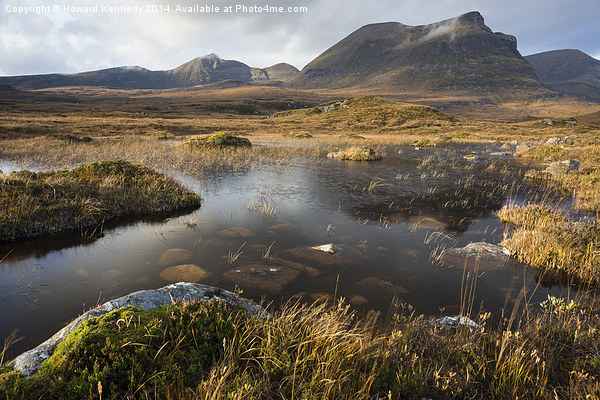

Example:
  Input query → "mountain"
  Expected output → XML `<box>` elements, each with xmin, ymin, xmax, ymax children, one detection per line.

<box><xmin>525</xmin><ymin>50</ymin><xmax>600</xmax><ymax>102</ymax></box>
<box><xmin>0</xmin><ymin>54</ymin><xmax>299</xmax><ymax>90</ymax></box>
<box><xmin>288</xmin><ymin>11</ymin><xmax>547</xmax><ymax>95</ymax></box>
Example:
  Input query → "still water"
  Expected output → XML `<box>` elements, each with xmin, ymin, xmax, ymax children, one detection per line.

<box><xmin>0</xmin><ymin>144</ymin><xmax>567</xmax><ymax>358</ymax></box>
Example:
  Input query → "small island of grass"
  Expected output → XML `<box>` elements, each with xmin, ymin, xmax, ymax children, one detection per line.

<box><xmin>0</xmin><ymin>160</ymin><xmax>201</xmax><ymax>242</ymax></box>
<box><xmin>181</xmin><ymin>132</ymin><xmax>252</xmax><ymax>148</ymax></box>
<box><xmin>329</xmin><ymin>146</ymin><xmax>383</xmax><ymax>161</ymax></box>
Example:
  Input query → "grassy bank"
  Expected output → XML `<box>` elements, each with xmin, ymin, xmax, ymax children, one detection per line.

<box><xmin>497</xmin><ymin>204</ymin><xmax>600</xmax><ymax>287</ymax></box>
<box><xmin>0</xmin><ymin>160</ymin><xmax>201</xmax><ymax>242</ymax></box>
<box><xmin>517</xmin><ymin>143</ymin><xmax>600</xmax><ymax>214</ymax></box>
<box><xmin>2</xmin><ymin>297</ymin><xmax>600</xmax><ymax>399</ymax></box>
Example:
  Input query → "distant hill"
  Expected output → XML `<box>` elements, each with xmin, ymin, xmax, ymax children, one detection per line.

<box><xmin>525</xmin><ymin>50</ymin><xmax>600</xmax><ymax>102</ymax></box>
<box><xmin>0</xmin><ymin>84</ymin><xmax>18</xmax><ymax>93</ymax></box>
<box><xmin>288</xmin><ymin>11</ymin><xmax>548</xmax><ymax>96</ymax></box>
<box><xmin>0</xmin><ymin>54</ymin><xmax>299</xmax><ymax>90</ymax></box>
<box><xmin>272</xmin><ymin>96</ymin><xmax>456</xmax><ymax>133</ymax></box>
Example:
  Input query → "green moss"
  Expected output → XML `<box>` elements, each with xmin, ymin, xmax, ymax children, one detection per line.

<box><xmin>0</xmin><ymin>300</ymin><xmax>244</xmax><ymax>399</ymax></box>
<box><xmin>0</xmin><ymin>160</ymin><xmax>201</xmax><ymax>242</ymax></box>
<box><xmin>181</xmin><ymin>132</ymin><xmax>251</xmax><ymax>148</ymax></box>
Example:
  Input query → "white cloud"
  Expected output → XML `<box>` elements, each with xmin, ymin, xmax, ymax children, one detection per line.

<box><xmin>0</xmin><ymin>0</ymin><xmax>599</xmax><ymax>75</ymax></box>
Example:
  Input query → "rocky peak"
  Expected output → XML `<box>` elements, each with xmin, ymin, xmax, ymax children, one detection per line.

<box><xmin>455</xmin><ymin>11</ymin><xmax>486</xmax><ymax>27</ymax></box>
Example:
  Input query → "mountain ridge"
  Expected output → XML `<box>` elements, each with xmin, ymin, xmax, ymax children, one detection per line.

<box><xmin>287</xmin><ymin>11</ymin><xmax>547</xmax><ymax>96</ymax></box>
<box><xmin>0</xmin><ymin>55</ymin><xmax>299</xmax><ymax>90</ymax></box>
<box><xmin>525</xmin><ymin>49</ymin><xmax>600</xmax><ymax>102</ymax></box>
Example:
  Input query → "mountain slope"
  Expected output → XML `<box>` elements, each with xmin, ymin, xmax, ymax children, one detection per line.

<box><xmin>288</xmin><ymin>11</ymin><xmax>547</xmax><ymax>95</ymax></box>
<box><xmin>0</xmin><ymin>55</ymin><xmax>299</xmax><ymax>90</ymax></box>
<box><xmin>525</xmin><ymin>50</ymin><xmax>600</xmax><ymax>102</ymax></box>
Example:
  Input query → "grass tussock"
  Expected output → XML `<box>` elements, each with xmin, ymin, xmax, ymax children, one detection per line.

<box><xmin>333</xmin><ymin>146</ymin><xmax>383</xmax><ymax>161</ymax></box>
<box><xmin>498</xmin><ymin>204</ymin><xmax>600</xmax><ymax>286</ymax></box>
<box><xmin>0</xmin><ymin>160</ymin><xmax>201</xmax><ymax>242</ymax></box>
<box><xmin>2</xmin><ymin>297</ymin><xmax>600</xmax><ymax>399</ymax></box>
<box><xmin>411</xmin><ymin>137</ymin><xmax>436</xmax><ymax>147</ymax></box>
<box><xmin>181</xmin><ymin>132</ymin><xmax>252</xmax><ymax>148</ymax></box>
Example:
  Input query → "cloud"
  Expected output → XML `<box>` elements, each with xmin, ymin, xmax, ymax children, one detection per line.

<box><xmin>0</xmin><ymin>0</ymin><xmax>599</xmax><ymax>75</ymax></box>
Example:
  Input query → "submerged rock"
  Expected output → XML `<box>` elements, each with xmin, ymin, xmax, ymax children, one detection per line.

<box><xmin>350</xmin><ymin>295</ymin><xmax>369</xmax><ymax>306</ymax></box>
<box><xmin>309</xmin><ymin>292</ymin><xmax>333</xmax><ymax>302</ymax></box>
<box><xmin>158</xmin><ymin>248</ymin><xmax>192</xmax><ymax>266</ymax></box>
<box><xmin>286</xmin><ymin>244</ymin><xmax>367</xmax><ymax>266</ymax></box>
<box><xmin>12</xmin><ymin>283</ymin><xmax>264</xmax><ymax>376</ymax></box>
<box><xmin>102</xmin><ymin>269</ymin><xmax>124</xmax><ymax>280</ymax></box>
<box><xmin>217</xmin><ymin>226</ymin><xmax>252</xmax><ymax>238</ymax></box>
<box><xmin>223</xmin><ymin>260</ymin><xmax>301</xmax><ymax>294</ymax></box>
<box><xmin>159</xmin><ymin>264</ymin><xmax>211</xmax><ymax>282</ymax></box>
<box><xmin>356</xmin><ymin>277</ymin><xmax>408</xmax><ymax>295</ymax></box>
<box><xmin>500</xmin><ymin>143</ymin><xmax>511</xmax><ymax>150</ymax></box>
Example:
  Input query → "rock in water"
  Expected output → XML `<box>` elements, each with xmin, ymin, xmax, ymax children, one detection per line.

<box><xmin>440</xmin><ymin>242</ymin><xmax>510</xmax><ymax>271</ymax></box>
<box><xmin>158</xmin><ymin>248</ymin><xmax>192</xmax><ymax>266</ymax></box>
<box><xmin>350</xmin><ymin>295</ymin><xmax>369</xmax><ymax>306</ymax></box>
<box><xmin>223</xmin><ymin>261</ymin><xmax>301</xmax><ymax>294</ymax></box>
<box><xmin>159</xmin><ymin>264</ymin><xmax>211</xmax><ymax>282</ymax></box>
<box><xmin>311</xmin><ymin>243</ymin><xmax>341</xmax><ymax>254</ymax></box>
<box><xmin>286</xmin><ymin>244</ymin><xmax>367</xmax><ymax>267</ymax></box>
<box><xmin>217</xmin><ymin>226</ymin><xmax>252</xmax><ymax>237</ymax></box>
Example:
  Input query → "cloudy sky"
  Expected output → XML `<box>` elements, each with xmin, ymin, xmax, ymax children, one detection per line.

<box><xmin>1</xmin><ymin>0</ymin><xmax>599</xmax><ymax>76</ymax></box>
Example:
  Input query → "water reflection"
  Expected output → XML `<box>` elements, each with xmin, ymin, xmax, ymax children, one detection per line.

<box><xmin>0</xmin><ymin>146</ymin><xmax>568</xmax><ymax>359</ymax></box>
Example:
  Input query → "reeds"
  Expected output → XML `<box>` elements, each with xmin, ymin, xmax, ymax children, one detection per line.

<box><xmin>2</xmin><ymin>292</ymin><xmax>600</xmax><ymax>398</ymax></box>
<box><xmin>498</xmin><ymin>203</ymin><xmax>600</xmax><ymax>287</ymax></box>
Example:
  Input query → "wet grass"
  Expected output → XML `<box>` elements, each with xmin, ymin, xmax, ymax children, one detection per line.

<box><xmin>2</xmin><ymin>296</ymin><xmax>600</xmax><ymax>399</ymax></box>
<box><xmin>0</xmin><ymin>160</ymin><xmax>201</xmax><ymax>242</ymax></box>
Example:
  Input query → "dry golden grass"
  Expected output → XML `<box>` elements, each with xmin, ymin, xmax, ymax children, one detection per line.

<box><xmin>498</xmin><ymin>204</ymin><xmax>600</xmax><ymax>286</ymax></box>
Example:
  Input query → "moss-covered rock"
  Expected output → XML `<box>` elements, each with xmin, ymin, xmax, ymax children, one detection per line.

<box><xmin>181</xmin><ymin>132</ymin><xmax>251</xmax><ymax>148</ymax></box>
<box><xmin>0</xmin><ymin>300</ymin><xmax>245</xmax><ymax>399</ymax></box>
